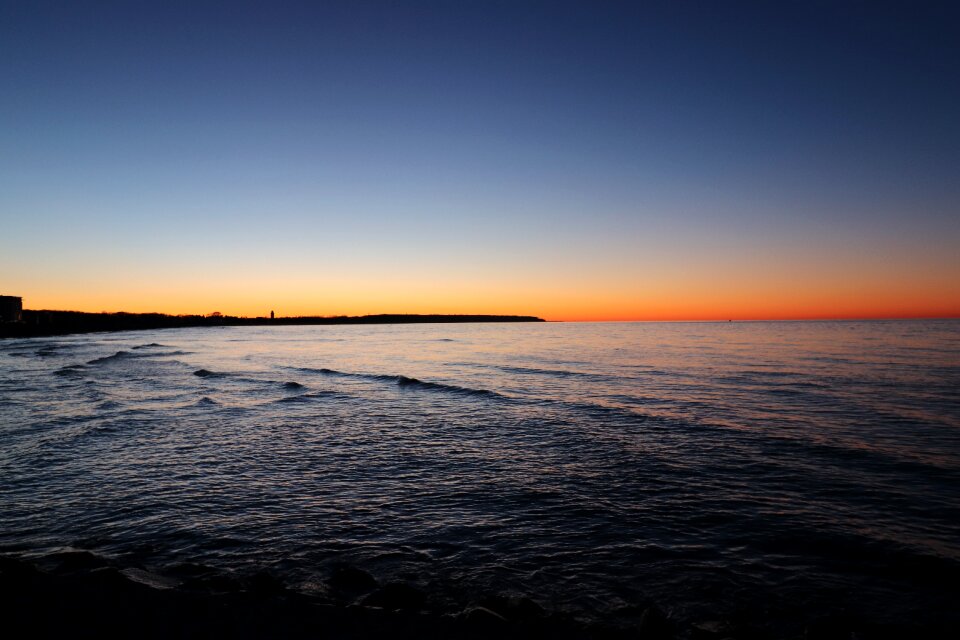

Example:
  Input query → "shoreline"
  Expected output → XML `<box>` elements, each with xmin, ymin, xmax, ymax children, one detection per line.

<box><xmin>0</xmin><ymin>311</ymin><xmax>545</xmax><ymax>340</ymax></box>
<box><xmin>0</xmin><ymin>552</ymin><xmax>654</xmax><ymax>639</ymax></box>
<box><xmin>0</xmin><ymin>552</ymin><xmax>948</xmax><ymax>639</ymax></box>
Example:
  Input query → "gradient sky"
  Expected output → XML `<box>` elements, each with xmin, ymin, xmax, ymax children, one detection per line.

<box><xmin>1</xmin><ymin>1</ymin><xmax>958</xmax><ymax>320</ymax></box>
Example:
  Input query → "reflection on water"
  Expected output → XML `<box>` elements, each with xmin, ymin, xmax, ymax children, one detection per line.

<box><xmin>1</xmin><ymin>320</ymin><xmax>959</xmax><ymax>632</ymax></box>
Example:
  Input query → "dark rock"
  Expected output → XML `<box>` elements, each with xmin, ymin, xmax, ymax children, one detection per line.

<box><xmin>462</xmin><ymin>605</ymin><xmax>508</xmax><ymax>629</ymax></box>
<box><xmin>362</xmin><ymin>582</ymin><xmax>427</xmax><ymax>611</ymax></box>
<box><xmin>804</xmin><ymin>613</ymin><xmax>855</xmax><ymax>640</ymax></box>
<box><xmin>514</xmin><ymin>597</ymin><xmax>546</xmax><ymax>619</ymax></box>
<box><xmin>0</xmin><ymin>555</ymin><xmax>42</xmax><ymax>581</ymax></box>
<box><xmin>181</xmin><ymin>572</ymin><xmax>244</xmax><ymax>593</ymax></box>
<box><xmin>329</xmin><ymin>565</ymin><xmax>378</xmax><ymax>594</ymax></box>
<box><xmin>610</xmin><ymin>601</ymin><xmax>654</xmax><ymax>620</ymax></box>
<box><xmin>637</xmin><ymin>605</ymin><xmax>675</xmax><ymax>639</ymax></box>
<box><xmin>165</xmin><ymin>562</ymin><xmax>215</xmax><ymax>579</ymax></box>
<box><xmin>46</xmin><ymin>550</ymin><xmax>112</xmax><ymax>573</ymax></box>
<box><xmin>689</xmin><ymin>619</ymin><xmax>732</xmax><ymax>639</ymax></box>
<box><xmin>86</xmin><ymin>566</ymin><xmax>140</xmax><ymax>591</ymax></box>
<box><xmin>478</xmin><ymin>594</ymin><xmax>546</xmax><ymax>621</ymax></box>
<box><xmin>247</xmin><ymin>570</ymin><xmax>285</xmax><ymax>594</ymax></box>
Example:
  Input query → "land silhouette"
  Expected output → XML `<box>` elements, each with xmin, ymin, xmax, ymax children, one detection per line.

<box><xmin>0</xmin><ymin>309</ymin><xmax>545</xmax><ymax>339</ymax></box>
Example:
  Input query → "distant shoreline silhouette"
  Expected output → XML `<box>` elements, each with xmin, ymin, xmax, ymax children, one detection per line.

<box><xmin>0</xmin><ymin>310</ymin><xmax>545</xmax><ymax>339</ymax></box>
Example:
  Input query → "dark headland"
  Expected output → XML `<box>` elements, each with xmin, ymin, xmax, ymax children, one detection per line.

<box><xmin>0</xmin><ymin>309</ymin><xmax>545</xmax><ymax>339</ymax></box>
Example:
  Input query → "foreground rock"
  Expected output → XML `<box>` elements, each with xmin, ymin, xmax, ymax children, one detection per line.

<box><xmin>0</xmin><ymin>556</ymin><xmax>629</xmax><ymax>639</ymax></box>
<box><xmin>0</xmin><ymin>555</ymin><xmax>951</xmax><ymax>639</ymax></box>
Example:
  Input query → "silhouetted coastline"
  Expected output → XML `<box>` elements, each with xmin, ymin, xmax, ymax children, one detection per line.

<box><xmin>0</xmin><ymin>310</ymin><xmax>545</xmax><ymax>339</ymax></box>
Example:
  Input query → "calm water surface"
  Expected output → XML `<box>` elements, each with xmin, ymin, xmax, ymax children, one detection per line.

<box><xmin>2</xmin><ymin>320</ymin><xmax>959</xmax><ymax>630</ymax></box>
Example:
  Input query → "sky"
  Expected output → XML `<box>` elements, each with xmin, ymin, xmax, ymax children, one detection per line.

<box><xmin>1</xmin><ymin>0</ymin><xmax>958</xmax><ymax>321</ymax></box>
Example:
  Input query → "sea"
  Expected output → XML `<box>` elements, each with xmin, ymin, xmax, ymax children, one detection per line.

<box><xmin>2</xmin><ymin>320</ymin><xmax>959</xmax><ymax>634</ymax></box>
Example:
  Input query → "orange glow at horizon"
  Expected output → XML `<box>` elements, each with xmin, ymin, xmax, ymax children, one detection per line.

<box><xmin>15</xmin><ymin>271</ymin><xmax>960</xmax><ymax>323</ymax></box>
<box><xmin>7</xmin><ymin>227</ymin><xmax>959</xmax><ymax>323</ymax></box>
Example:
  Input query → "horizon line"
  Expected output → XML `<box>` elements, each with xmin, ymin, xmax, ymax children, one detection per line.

<box><xmin>16</xmin><ymin>307</ymin><xmax>960</xmax><ymax>324</ymax></box>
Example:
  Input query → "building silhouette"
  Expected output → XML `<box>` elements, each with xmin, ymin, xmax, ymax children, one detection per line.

<box><xmin>0</xmin><ymin>295</ymin><xmax>23</xmax><ymax>323</ymax></box>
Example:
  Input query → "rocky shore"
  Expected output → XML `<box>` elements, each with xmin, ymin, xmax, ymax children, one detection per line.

<box><xmin>1</xmin><ymin>552</ymin><xmax>950</xmax><ymax>639</ymax></box>
<box><xmin>0</xmin><ymin>552</ymin><xmax>664</xmax><ymax>639</ymax></box>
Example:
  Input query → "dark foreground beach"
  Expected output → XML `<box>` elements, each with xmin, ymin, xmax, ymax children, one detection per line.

<box><xmin>1</xmin><ymin>552</ymin><xmax>946</xmax><ymax>639</ymax></box>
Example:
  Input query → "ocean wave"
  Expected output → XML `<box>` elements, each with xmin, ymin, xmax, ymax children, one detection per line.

<box><xmin>292</xmin><ymin>367</ymin><xmax>339</xmax><ymax>376</ymax></box>
<box><xmin>193</xmin><ymin>369</ymin><xmax>225</xmax><ymax>378</ymax></box>
<box><xmin>87</xmin><ymin>351</ymin><xmax>133</xmax><ymax>364</ymax></box>
<box><xmin>4</xmin><ymin>351</ymin><xmax>32</xmax><ymax>358</ymax></box>
<box><xmin>275</xmin><ymin>394</ymin><xmax>311</xmax><ymax>403</ymax></box>
<box><xmin>489</xmin><ymin>364</ymin><xmax>600</xmax><ymax>379</ymax></box>
<box><xmin>394</xmin><ymin>375</ymin><xmax>501</xmax><ymax>398</ymax></box>
<box><xmin>2</xmin><ymin>342</ymin><xmax>76</xmax><ymax>358</ymax></box>
<box><xmin>53</xmin><ymin>365</ymin><xmax>86</xmax><ymax>377</ymax></box>
<box><xmin>291</xmin><ymin>366</ymin><xmax>504</xmax><ymax>399</ymax></box>
<box><xmin>272</xmin><ymin>390</ymin><xmax>354</xmax><ymax>404</ymax></box>
<box><xmin>87</xmin><ymin>349</ymin><xmax>191</xmax><ymax>365</ymax></box>
<box><xmin>540</xmin><ymin>396</ymin><xmax>661</xmax><ymax>425</ymax></box>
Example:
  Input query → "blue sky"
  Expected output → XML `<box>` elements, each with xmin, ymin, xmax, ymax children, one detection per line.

<box><xmin>1</xmin><ymin>1</ymin><xmax>958</xmax><ymax>318</ymax></box>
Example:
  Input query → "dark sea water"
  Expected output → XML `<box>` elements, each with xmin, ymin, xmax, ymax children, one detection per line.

<box><xmin>2</xmin><ymin>320</ymin><xmax>959</xmax><ymax>633</ymax></box>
